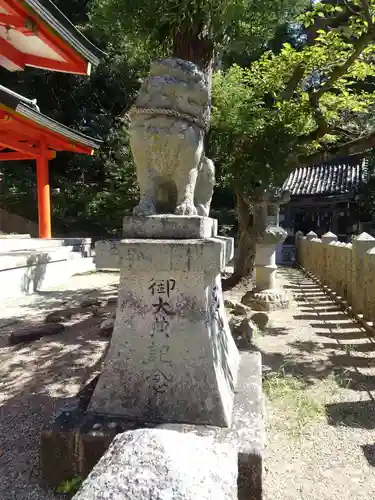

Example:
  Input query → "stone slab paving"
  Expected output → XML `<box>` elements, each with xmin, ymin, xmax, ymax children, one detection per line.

<box><xmin>255</xmin><ymin>267</ymin><xmax>375</xmax><ymax>500</ymax></box>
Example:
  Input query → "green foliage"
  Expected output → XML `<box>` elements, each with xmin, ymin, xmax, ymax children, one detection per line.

<box><xmin>0</xmin><ymin>1</ymin><xmax>147</xmax><ymax>237</ymax></box>
<box><xmin>90</xmin><ymin>0</ymin><xmax>310</xmax><ymax>55</ymax></box>
<box><xmin>211</xmin><ymin>64</ymin><xmax>304</xmax><ymax>192</ymax></box>
<box><xmin>56</xmin><ymin>475</ymin><xmax>83</xmax><ymax>494</ymax></box>
<box><xmin>211</xmin><ymin>0</ymin><xmax>375</xmax><ymax>198</ymax></box>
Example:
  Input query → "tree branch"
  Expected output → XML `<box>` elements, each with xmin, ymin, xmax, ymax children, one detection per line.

<box><xmin>315</xmin><ymin>26</ymin><xmax>375</xmax><ymax>99</ymax></box>
<box><xmin>297</xmin><ymin>89</ymin><xmax>331</xmax><ymax>144</ymax></box>
<box><xmin>305</xmin><ymin>2</ymin><xmax>359</xmax><ymax>43</ymax></box>
<box><xmin>280</xmin><ymin>64</ymin><xmax>305</xmax><ymax>100</ymax></box>
<box><xmin>299</xmin><ymin>132</ymin><xmax>375</xmax><ymax>166</ymax></box>
<box><xmin>278</xmin><ymin>2</ymin><xmax>369</xmax><ymax>103</ymax></box>
<box><xmin>297</xmin><ymin>25</ymin><xmax>375</xmax><ymax>144</ymax></box>
<box><xmin>360</xmin><ymin>0</ymin><xmax>373</xmax><ymax>25</ymax></box>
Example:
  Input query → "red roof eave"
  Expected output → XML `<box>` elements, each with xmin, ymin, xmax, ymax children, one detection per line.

<box><xmin>0</xmin><ymin>107</ymin><xmax>95</xmax><ymax>157</ymax></box>
<box><xmin>0</xmin><ymin>0</ymin><xmax>93</xmax><ymax>75</ymax></box>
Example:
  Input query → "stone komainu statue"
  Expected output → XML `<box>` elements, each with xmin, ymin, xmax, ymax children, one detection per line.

<box><xmin>129</xmin><ymin>58</ymin><xmax>215</xmax><ymax>217</ymax></box>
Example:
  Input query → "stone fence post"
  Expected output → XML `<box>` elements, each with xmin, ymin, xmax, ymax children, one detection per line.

<box><xmin>321</xmin><ymin>232</ymin><xmax>338</xmax><ymax>288</ymax></box>
<box><xmin>334</xmin><ymin>242</ymin><xmax>346</xmax><ymax>299</ymax></box>
<box><xmin>306</xmin><ymin>231</ymin><xmax>317</xmax><ymax>241</ymax></box>
<box><xmin>294</xmin><ymin>230</ymin><xmax>304</xmax><ymax>264</ymax></box>
<box><xmin>352</xmin><ymin>233</ymin><xmax>375</xmax><ymax>315</ymax></box>
<box><xmin>327</xmin><ymin>241</ymin><xmax>339</xmax><ymax>292</ymax></box>
<box><xmin>311</xmin><ymin>237</ymin><xmax>322</xmax><ymax>278</ymax></box>
<box><xmin>364</xmin><ymin>247</ymin><xmax>375</xmax><ymax>322</ymax></box>
<box><xmin>309</xmin><ymin>237</ymin><xmax>321</xmax><ymax>276</ymax></box>
<box><xmin>343</xmin><ymin>243</ymin><xmax>353</xmax><ymax>304</ymax></box>
<box><xmin>304</xmin><ymin>231</ymin><xmax>317</xmax><ymax>274</ymax></box>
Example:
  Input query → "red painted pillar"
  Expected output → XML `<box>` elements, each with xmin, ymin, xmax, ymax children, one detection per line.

<box><xmin>36</xmin><ymin>141</ymin><xmax>51</xmax><ymax>238</ymax></box>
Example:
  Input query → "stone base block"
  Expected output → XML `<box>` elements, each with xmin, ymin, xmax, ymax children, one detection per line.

<box><xmin>91</xmin><ymin>235</ymin><xmax>239</xmax><ymax>427</ymax></box>
<box><xmin>94</xmin><ymin>233</ymin><xmax>234</xmax><ymax>271</ymax></box>
<box><xmin>123</xmin><ymin>215</ymin><xmax>218</xmax><ymax>239</ymax></box>
<box><xmin>95</xmin><ymin>240</ymin><xmax>120</xmax><ymax>270</ymax></box>
<box><xmin>73</xmin><ymin>429</ymin><xmax>238</xmax><ymax>500</ymax></box>
<box><xmin>247</xmin><ymin>289</ymin><xmax>291</xmax><ymax>311</ymax></box>
<box><xmin>41</xmin><ymin>351</ymin><xmax>263</xmax><ymax>500</ymax></box>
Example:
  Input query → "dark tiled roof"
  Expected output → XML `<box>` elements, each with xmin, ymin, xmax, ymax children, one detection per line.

<box><xmin>283</xmin><ymin>157</ymin><xmax>368</xmax><ymax>197</ymax></box>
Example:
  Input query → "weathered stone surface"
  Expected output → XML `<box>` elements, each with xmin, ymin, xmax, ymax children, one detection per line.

<box><xmin>229</xmin><ymin>315</ymin><xmax>243</xmax><ymax>333</ymax></box>
<box><xmin>260</xmin><ymin>225</ymin><xmax>287</xmax><ymax>246</ymax></box>
<box><xmin>123</xmin><ymin>215</ymin><xmax>217</xmax><ymax>239</ymax></box>
<box><xmin>73</xmin><ymin>429</ymin><xmax>238</xmax><ymax>500</ymax></box>
<box><xmin>9</xmin><ymin>322</ymin><xmax>64</xmax><ymax>345</ymax></box>
<box><xmin>230</xmin><ymin>317</ymin><xmax>257</xmax><ymax>345</ymax></box>
<box><xmin>129</xmin><ymin>58</ymin><xmax>213</xmax><ymax>216</ymax></box>
<box><xmin>224</xmin><ymin>299</ymin><xmax>238</xmax><ymax>310</ymax></box>
<box><xmin>45</xmin><ymin>307</ymin><xmax>83</xmax><ymax>323</ymax></box>
<box><xmin>246</xmin><ymin>289</ymin><xmax>290</xmax><ymax>312</ymax></box>
<box><xmin>232</xmin><ymin>303</ymin><xmax>252</xmax><ymax>317</ymax></box>
<box><xmin>80</xmin><ymin>298</ymin><xmax>105</xmax><ymax>308</ymax></box>
<box><xmin>89</xmin><ymin>236</ymin><xmax>240</xmax><ymax>427</ymax></box>
<box><xmin>99</xmin><ymin>317</ymin><xmax>115</xmax><ymax>338</ymax></box>
<box><xmin>117</xmin><ymin>237</ymin><xmax>228</xmax><ymax>273</ymax></box>
<box><xmin>95</xmin><ymin>240</ymin><xmax>120</xmax><ymax>270</ymax></box>
<box><xmin>194</xmin><ymin>157</ymin><xmax>216</xmax><ymax>217</ymax></box>
<box><xmin>251</xmin><ymin>312</ymin><xmax>269</xmax><ymax>330</ymax></box>
<box><xmin>41</xmin><ymin>352</ymin><xmax>263</xmax><ymax>499</ymax></box>
<box><xmin>237</xmin><ymin>318</ymin><xmax>257</xmax><ymax>344</ymax></box>
<box><xmin>161</xmin><ymin>351</ymin><xmax>263</xmax><ymax>500</ymax></box>
<box><xmin>241</xmin><ymin>291</ymin><xmax>254</xmax><ymax>307</ymax></box>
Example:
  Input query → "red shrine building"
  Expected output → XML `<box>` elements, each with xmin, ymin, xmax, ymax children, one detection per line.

<box><xmin>0</xmin><ymin>0</ymin><xmax>104</xmax><ymax>237</ymax></box>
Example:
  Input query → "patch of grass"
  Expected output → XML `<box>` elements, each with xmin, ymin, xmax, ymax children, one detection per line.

<box><xmin>263</xmin><ymin>365</ymin><xmax>324</xmax><ymax>437</ymax></box>
<box><xmin>56</xmin><ymin>476</ymin><xmax>83</xmax><ymax>495</ymax></box>
<box><xmin>343</xmin><ymin>343</ymin><xmax>353</xmax><ymax>356</ymax></box>
<box><xmin>332</xmin><ymin>367</ymin><xmax>352</xmax><ymax>389</ymax></box>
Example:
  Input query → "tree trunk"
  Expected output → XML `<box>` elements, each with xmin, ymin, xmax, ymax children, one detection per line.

<box><xmin>223</xmin><ymin>189</ymin><xmax>270</xmax><ymax>291</ymax></box>
<box><xmin>172</xmin><ymin>28</ymin><xmax>214</xmax><ymax>75</ymax></box>
<box><xmin>223</xmin><ymin>190</ymin><xmax>256</xmax><ymax>290</ymax></box>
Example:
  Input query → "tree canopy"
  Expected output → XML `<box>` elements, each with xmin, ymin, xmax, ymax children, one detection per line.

<box><xmin>211</xmin><ymin>0</ymin><xmax>375</xmax><ymax>195</ymax></box>
<box><xmin>90</xmin><ymin>0</ymin><xmax>311</xmax><ymax>65</ymax></box>
<box><xmin>210</xmin><ymin>0</ymin><xmax>375</xmax><ymax>282</ymax></box>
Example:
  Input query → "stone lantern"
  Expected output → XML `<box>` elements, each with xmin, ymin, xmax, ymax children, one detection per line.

<box><xmin>243</xmin><ymin>188</ymin><xmax>291</xmax><ymax>311</ymax></box>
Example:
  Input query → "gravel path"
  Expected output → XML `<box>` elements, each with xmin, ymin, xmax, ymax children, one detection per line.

<box><xmin>0</xmin><ymin>272</ymin><xmax>119</xmax><ymax>499</ymax></box>
<box><xmin>255</xmin><ymin>267</ymin><xmax>375</xmax><ymax>500</ymax></box>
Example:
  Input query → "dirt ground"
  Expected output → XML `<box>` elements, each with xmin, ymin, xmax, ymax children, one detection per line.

<box><xmin>254</xmin><ymin>267</ymin><xmax>375</xmax><ymax>500</ymax></box>
<box><xmin>0</xmin><ymin>272</ymin><xmax>119</xmax><ymax>500</ymax></box>
<box><xmin>0</xmin><ymin>268</ymin><xmax>374</xmax><ymax>499</ymax></box>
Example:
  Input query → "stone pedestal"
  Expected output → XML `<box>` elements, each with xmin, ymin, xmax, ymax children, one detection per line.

<box><xmin>247</xmin><ymin>226</ymin><xmax>290</xmax><ymax>311</ymax></box>
<box><xmin>89</xmin><ymin>216</ymin><xmax>240</xmax><ymax>427</ymax></box>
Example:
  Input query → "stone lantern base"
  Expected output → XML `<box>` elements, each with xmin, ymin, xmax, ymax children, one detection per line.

<box><xmin>245</xmin><ymin>225</ymin><xmax>291</xmax><ymax>311</ymax></box>
<box><xmin>245</xmin><ymin>288</ymin><xmax>291</xmax><ymax>312</ymax></box>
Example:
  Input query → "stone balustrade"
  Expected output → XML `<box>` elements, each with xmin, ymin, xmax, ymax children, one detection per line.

<box><xmin>297</xmin><ymin>231</ymin><xmax>375</xmax><ymax>323</ymax></box>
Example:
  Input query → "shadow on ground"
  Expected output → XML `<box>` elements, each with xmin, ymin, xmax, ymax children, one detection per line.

<box><xmin>258</xmin><ymin>266</ymin><xmax>375</xmax><ymax>433</ymax></box>
<box><xmin>362</xmin><ymin>444</ymin><xmax>375</xmax><ymax>466</ymax></box>
<box><xmin>0</xmin><ymin>311</ymin><xmax>110</xmax><ymax>500</ymax></box>
<box><xmin>0</xmin><ymin>274</ymin><xmax>119</xmax><ymax>337</ymax></box>
<box><xmin>0</xmin><ymin>274</ymin><xmax>119</xmax><ymax>499</ymax></box>
<box><xmin>326</xmin><ymin>401</ymin><xmax>375</xmax><ymax>429</ymax></box>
